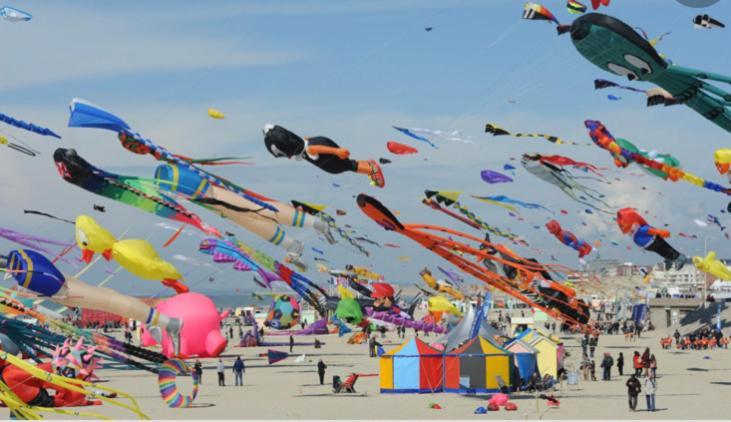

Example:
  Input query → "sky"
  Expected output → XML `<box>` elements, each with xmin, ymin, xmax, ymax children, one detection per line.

<box><xmin>0</xmin><ymin>0</ymin><xmax>730</xmax><ymax>296</ymax></box>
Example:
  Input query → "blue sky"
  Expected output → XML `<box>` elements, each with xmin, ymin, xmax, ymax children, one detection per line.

<box><xmin>1</xmin><ymin>0</ymin><xmax>730</xmax><ymax>295</ymax></box>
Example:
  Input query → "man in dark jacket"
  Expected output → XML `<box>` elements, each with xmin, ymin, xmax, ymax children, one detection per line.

<box><xmin>626</xmin><ymin>374</ymin><xmax>641</xmax><ymax>411</ymax></box>
<box><xmin>617</xmin><ymin>352</ymin><xmax>624</xmax><ymax>376</ymax></box>
<box><xmin>233</xmin><ymin>356</ymin><xmax>245</xmax><ymax>386</ymax></box>
<box><xmin>600</xmin><ymin>353</ymin><xmax>614</xmax><ymax>381</ymax></box>
<box><xmin>317</xmin><ymin>359</ymin><xmax>327</xmax><ymax>385</ymax></box>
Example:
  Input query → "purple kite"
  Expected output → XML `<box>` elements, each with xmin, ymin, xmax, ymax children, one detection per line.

<box><xmin>480</xmin><ymin>169</ymin><xmax>513</xmax><ymax>184</ymax></box>
<box><xmin>266</xmin><ymin>349</ymin><xmax>289</xmax><ymax>365</ymax></box>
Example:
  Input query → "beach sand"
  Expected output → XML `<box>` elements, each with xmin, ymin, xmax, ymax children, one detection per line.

<box><xmin>37</xmin><ymin>323</ymin><xmax>731</xmax><ymax>420</ymax></box>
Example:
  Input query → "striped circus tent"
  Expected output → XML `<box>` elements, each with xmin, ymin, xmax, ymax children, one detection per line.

<box><xmin>379</xmin><ymin>337</ymin><xmax>443</xmax><ymax>393</ymax></box>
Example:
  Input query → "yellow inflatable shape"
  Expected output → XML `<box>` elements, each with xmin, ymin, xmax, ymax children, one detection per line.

<box><xmin>207</xmin><ymin>108</ymin><xmax>225</xmax><ymax>119</ymax></box>
<box><xmin>75</xmin><ymin>215</ymin><xmax>187</xmax><ymax>293</ymax></box>
<box><xmin>427</xmin><ymin>295</ymin><xmax>462</xmax><ymax>316</ymax></box>
<box><xmin>693</xmin><ymin>251</ymin><xmax>731</xmax><ymax>281</ymax></box>
<box><xmin>337</xmin><ymin>284</ymin><xmax>354</xmax><ymax>299</ymax></box>
<box><xmin>714</xmin><ymin>148</ymin><xmax>731</xmax><ymax>175</ymax></box>
<box><xmin>419</xmin><ymin>268</ymin><xmax>464</xmax><ymax>300</ymax></box>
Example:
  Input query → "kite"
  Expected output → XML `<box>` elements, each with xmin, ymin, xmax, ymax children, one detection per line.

<box><xmin>485</xmin><ymin>122</ymin><xmax>565</xmax><ymax>144</ymax></box>
<box><xmin>420</xmin><ymin>268</ymin><xmax>464</xmax><ymax>300</ymax></box>
<box><xmin>634</xmin><ymin>27</ymin><xmax>672</xmax><ymax>47</ymax></box>
<box><xmin>266</xmin><ymin>349</ymin><xmax>289</xmax><ymax>365</ymax></box>
<box><xmin>473</xmin><ymin>195</ymin><xmax>552</xmax><ymax>214</ymax></box>
<box><xmin>0</xmin><ymin>112</ymin><xmax>60</xmax><ymax>138</ymax></box>
<box><xmin>23</xmin><ymin>210</ymin><xmax>74</xmax><ymax>225</ymax></box>
<box><xmin>75</xmin><ymin>215</ymin><xmax>188</xmax><ymax>293</ymax></box>
<box><xmin>53</xmin><ymin>148</ymin><xmax>220</xmax><ymax>237</ymax></box>
<box><xmin>0</xmin><ymin>135</ymin><xmax>38</xmax><ymax>157</ymax></box>
<box><xmin>207</xmin><ymin>108</ymin><xmax>225</xmax><ymax>119</ymax></box>
<box><xmin>693</xmin><ymin>251</ymin><xmax>731</xmax><ymax>280</ymax></box>
<box><xmin>522</xmin><ymin>3</ymin><xmax>559</xmax><ymax>25</ymax></box>
<box><xmin>607</xmin><ymin>94</ymin><xmax>622</xmax><ymax>101</ymax></box>
<box><xmin>521</xmin><ymin>152</ymin><xmax>612</xmax><ymax>213</ymax></box>
<box><xmin>594</xmin><ymin>79</ymin><xmax>645</xmax><ymax>93</ymax></box>
<box><xmin>591</xmin><ymin>0</ymin><xmax>610</xmax><ymax>10</ymax></box>
<box><xmin>264</xmin><ymin>124</ymin><xmax>384</xmax><ymax>187</ymax></box>
<box><xmin>155</xmin><ymin>163</ymin><xmax>355</xmax><ymax>264</ymax></box>
<box><xmin>158</xmin><ymin>359</ymin><xmax>200</xmax><ymax>408</ymax></box>
<box><xmin>0</xmin><ymin>6</ymin><xmax>31</xmax><ymax>22</ymax></box>
<box><xmin>503</xmin><ymin>164</ymin><xmax>516</xmax><ymax>171</ymax></box>
<box><xmin>345</xmin><ymin>264</ymin><xmax>383</xmax><ymax>281</ymax></box>
<box><xmin>92</xmin><ymin>204</ymin><xmax>106</xmax><ymax>212</ymax></box>
<box><xmin>386</xmin><ymin>141</ymin><xmax>418</xmax><ymax>155</ymax></box>
<box><xmin>714</xmin><ymin>148</ymin><xmax>731</xmax><ymax>182</ymax></box>
<box><xmin>199</xmin><ymin>238</ymin><xmax>328</xmax><ymax>316</ymax></box>
<box><xmin>427</xmin><ymin>295</ymin><xmax>462</xmax><ymax>317</ymax></box>
<box><xmin>545</xmin><ymin>219</ymin><xmax>592</xmax><ymax>258</ymax></box>
<box><xmin>557</xmin><ymin>13</ymin><xmax>731</xmax><ymax>134</ymax></box>
<box><xmin>423</xmin><ymin>190</ymin><xmax>526</xmax><ymax>245</ymax></box>
<box><xmin>0</xmin><ymin>249</ymin><xmax>184</xmax><ymax>354</ymax></box>
<box><xmin>567</xmin><ymin>0</ymin><xmax>587</xmax><ymax>14</ymax></box>
<box><xmin>480</xmin><ymin>169</ymin><xmax>513</xmax><ymax>184</ymax></box>
<box><xmin>392</xmin><ymin>126</ymin><xmax>437</xmax><ymax>148</ymax></box>
<box><xmin>594</xmin><ymin>79</ymin><xmax>677</xmax><ymax>107</ymax></box>
<box><xmin>707</xmin><ymin>214</ymin><xmax>729</xmax><ymax>237</ymax></box>
<box><xmin>357</xmin><ymin>194</ymin><xmax>590</xmax><ymax>326</ymax></box>
<box><xmin>0</xmin><ymin>227</ymin><xmax>71</xmax><ymax>257</ymax></box>
<box><xmin>694</xmin><ymin>14</ymin><xmax>725</xmax><ymax>29</ymax></box>
<box><xmin>379</xmin><ymin>158</ymin><xmax>392</xmax><ymax>165</ymax></box>
<box><xmin>68</xmin><ymin>99</ymin><xmax>267</xmax><ymax>208</ymax></box>
<box><xmin>616</xmin><ymin>208</ymin><xmax>686</xmax><ymax>269</ymax></box>
<box><xmin>586</xmin><ymin>120</ymin><xmax>731</xmax><ymax>198</ymax></box>
<box><xmin>264</xmin><ymin>295</ymin><xmax>301</xmax><ymax>330</ymax></box>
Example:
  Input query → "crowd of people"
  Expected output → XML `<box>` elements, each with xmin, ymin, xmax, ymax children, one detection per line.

<box><xmin>661</xmin><ymin>327</ymin><xmax>730</xmax><ymax>350</ymax></box>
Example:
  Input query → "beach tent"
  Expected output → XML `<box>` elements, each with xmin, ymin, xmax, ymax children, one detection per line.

<box><xmin>379</xmin><ymin>337</ymin><xmax>443</xmax><ymax>393</ymax></box>
<box><xmin>515</xmin><ymin>329</ymin><xmax>559</xmax><ymax>379</ymax></box>
<box><xmin>505</xmin><ymin>339</ymin><xmax>539</xmax><ymax>383</ymax></box>
<box><xmin>444</xmin><ymin>336</ymin><xmax>513</xmax><ymax>393</ymax></box>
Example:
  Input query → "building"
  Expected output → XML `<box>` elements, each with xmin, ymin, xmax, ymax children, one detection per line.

<box><xmin>650</xmin><ymin>259</ymin><xmax>707</xmax><ymax>293</ymax></box>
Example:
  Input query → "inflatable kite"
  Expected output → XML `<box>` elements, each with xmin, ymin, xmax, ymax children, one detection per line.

<box><xmin>264</xmin><ymin>295</ymin><xmax>301</xmax><ymax>330</ymax></box>
<box><xmin>545</xmin><ymin>219</ymin><xmax>592</xmax><ymax>258</ymax></box>
<box><xmin>54</xmin><ymin>148</ymin><xmax>220</xmax><ymax>237</ymax></box>
<box><xmin>522</xmin><ymin>3</ymin><xmax>559</xmax><ymax>25</ymax></box>
<box><xmin>420</xmin><ymin>268</ymin><xmax>464</xmax><ymax>300</ymax></box>
<box><xmin>75</xmin><ymin>215</ymin><xmax>187</xmax><ymax>293</ymax></box>
<box><xmin>358</xmin><ymin>194</ymin><xmax>590</xmax><ymax>325</ymax></box>
<box><xmin>263</xmin><ymin>124</ymin><xmax>385</xmax><ymax>187</ymax></box>
<box><xmin>585</xmin><ymin>120</ymin><xmax>731</xmax><ymax>197</ymax></box>
<box><xmin>0</xmin><ymin>112</ymin><xmax>57</xmax><ymax>138</ymax></box>
<box><xmin>693</xmin><ymin>251</ymin><xmax>731</xmax><ymax>280</ymax></box>
<box><xmin>521</xmin><ymin>153</ymin><xmax>612</xmax><ymax>213</ymax></box>
<box><xmin>616</xmin><ymin>208</ymin><xmax>685</xmax><ymax>270</ymax></box>
<box><xmin>386</xmin><ymin>141</ymin><xmax>418</xmax><ymax>155</ymax></box>
<box><xmin>558</xmin><ymin>13</ymin><xmax>731</xmax><ymax>134</ymax></box>
<box><xmin>567</xmin><ymin>0</ymin><xmax>587</xmax><ymax>14</ymax></box>
<box><xmin>158</xmin><ymin>359</ymin><xmax>200</xmax><ymax>408</ymax></box>
<box><xmin>0</xmin><ymin>249</ymin><xmax>183</xmax><ymax>355</ymax></box>
<box><xmin>207</xmin><ymin>108</ymin><xmax>225</xmax><ymax>119</ymax></box>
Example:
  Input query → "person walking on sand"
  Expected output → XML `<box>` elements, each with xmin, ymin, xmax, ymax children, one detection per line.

<box><xmin>194</xmin><ymin>360</ymin><xmax>203</xmax><ymax>384</ymax></box>
<box><xmin>289</xmin><ymin>335</ymin><xmax>294</xmax><ymax>353</ymax></box>
<box><xmin>626</xmin><ymin>374</ymin><xmax>641</xmax><ymax>411</ymax></box>
<box><xmin>216</xmin><ymin>359</ymin><xmax>225</xmax><ymax>386</ymax></box>
<box><xmin>233</xmin><ymin>356</ymin><xmax>245</xmax><ymax>386</ymax></box>
<box><xmin>649</xmin><ymin>354</ymin><xmax>657</xmax><ymax>381</ymax></box>
<box><xmin>317</xmin><ymin>359</ymin><xmax>327</xmax><ymax>385</ymax></box>
<box><xmin>369</xmin><ymin>335</ymin><xmax>376</xmax><ymax>358</ymax></box>
<box><xmin>644</xmin><ymin>376</ymin><xmax>656</xmax><ymax>412</ymax></box>
<box><xmin>641</xmin><ymin>347</ymin><xmax>651</xmax><ymax>377</ymax></box>
<box><xmin>617</xmin><ymin>352</ymin><xmax>624</xmax><ymax>376</ymax></box>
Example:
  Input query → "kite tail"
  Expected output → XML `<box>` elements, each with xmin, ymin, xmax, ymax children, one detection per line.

<box><xmin>318</xmin><ymin>213</ymin><xmax>370</xmax><ymax>256</ymax></box>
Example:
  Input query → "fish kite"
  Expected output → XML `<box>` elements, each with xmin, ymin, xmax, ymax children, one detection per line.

<box><xmin>207</xmin><ymin>108</ymin><xmax>225</xmax><ymax>119</ymax></box>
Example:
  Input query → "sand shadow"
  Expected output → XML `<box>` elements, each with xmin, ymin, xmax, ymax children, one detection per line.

<box><xmin>293</xmin><ymin>393</ymin><xmax>368</xmax><ymax>397</ymax></box>
<box><xmin>686</xmin><ymin>367</ymin><xmax>709</xmax><ymax>372</ymax></box>
<box><xmin>710</xmin><ymin>381</ymin><xmax>731</xmax><ymax>386</ymax></box>
<box><xmin>186</xmin><ymin>403</ymin><xmax>216</xmax><ymax>408</ymax></box>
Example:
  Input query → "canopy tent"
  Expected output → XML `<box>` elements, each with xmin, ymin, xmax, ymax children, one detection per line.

<box><xmin>379</xmin><ymin>337</ymin><xmax>443</xmax><ymax>393</ymax></box>
<box><xmin>515</xmin><ymin>329</ymin><xmax>560</xmax><ymax>379</ymax></box>
<box><xmin>444</xmin><ymin>336</ymin><xmax>513</xmax><ymax>393</ymax></box>
<box><xmin>436</xmin><ymin>303</ymin><xmax>505</xmax><ymax>351</ymax></box>
<box><xmin>504</xmin><ymin>339</ymin><xmax>539</xmax><ymax>384</ymax></box>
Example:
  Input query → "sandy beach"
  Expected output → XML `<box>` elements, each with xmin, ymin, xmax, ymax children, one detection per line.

<box><xmin>39</xmin><ymin>320</ymin><xmax>730</xmax><ymax>420</ymax></box>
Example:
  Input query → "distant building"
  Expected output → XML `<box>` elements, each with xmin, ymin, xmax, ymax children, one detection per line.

<box><xmin>650</xmin><ymin>258</ymin><xmax>707</xmax><ymax>293</ymax></box>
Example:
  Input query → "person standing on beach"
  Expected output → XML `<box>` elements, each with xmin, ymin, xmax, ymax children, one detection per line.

<box><xmin>369</xmin><ymin>335</ymin><xmax>376</xmax><ymax>357</ymax></box>
<box><xmin>641</xmin><ymin>348</ymin><xmax>651</xmax><ymax>377</ymax></box>
<box><xmin>633</xmin><ymin>351</ymin><xmax>642</xmax><ymax>376</ymax></box>
<box><xmin>600</xmin><ymin>353</ymin><xmax>613</xmax><ymax>381</ymax></box>
<box><xmin>216</xmin><ymin>359</ymin><xmax>225</xmax><ymax>386</ymax></box>
<box><xmin>649</xmin><ymin>354</ymin><xmax>657</xmax><ymax>381</ymax></box>
<box><xmin>626</xmin><ymin>374</ymin><xmax>641</xmax><ymax>411</ymax></box>
<box><xmin>644</xmin><ymin>376</ymin><xmax>656</xmax><ymax>412</ymax></box>
<box><xmin>194</xmin><ymin>360</ymin><xmax>203</xmax><ymax>384</ymax></box>
<box><xmin>233</xmin><ymin>356</ymin><xmax>245</xmax><ymax>386</ymax></box>
<box><xmin>317</xmin><ymin>359</ymin><xmax>327</xmax><ymax>385</ymax></box>
<box><xmin>617</xmin><ymin>352</ymin><xmax>624</xmax><ymax>376</ymax></box>
<box><xmin>289</xmin><ymin>335</ymin><xmax>294</xmax><ymax>353</ymax></box>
